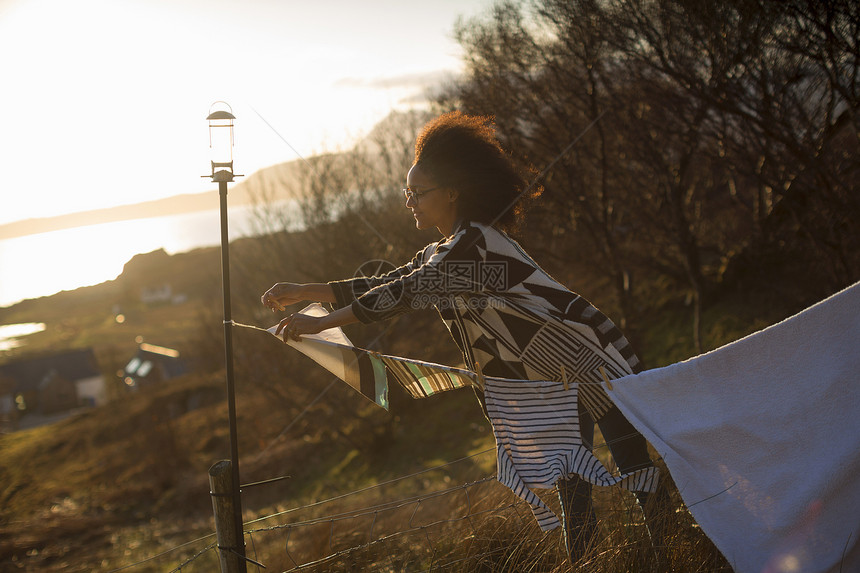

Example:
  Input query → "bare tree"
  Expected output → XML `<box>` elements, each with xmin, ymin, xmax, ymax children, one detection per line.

<box><xmin>447</xmin><ymin>1</ymin><xmax>650</xmax><ymax>342</ymax></box>
<box><xmin>610</xmin><ymin>0</ymin><xmax>860</xmax><ymax>295</ymax></box>
<box><xmin>442</xmin><ymin>0</ymin><xmax>859</xmax><ymax>353</ymax></box>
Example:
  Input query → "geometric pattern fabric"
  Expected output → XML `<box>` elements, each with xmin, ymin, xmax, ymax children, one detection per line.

<box><xmin>329</xmin><ymin>220</ymin><xmax>641</xmax><ymax>419</ymax></box>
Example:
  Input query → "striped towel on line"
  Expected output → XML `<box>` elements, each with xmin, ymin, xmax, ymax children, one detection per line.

<box><xmin>266</xmin><ymin>303</ymin><xmax>658</xmax><ymax>530</ymax></box>
<box><xmin>485</xmin><ymin>378</ymin><xmax>659</xmax><ymax>530</ymax></box>
<box><xmin>266</xmin><ymin>304</ymin><xmax>473</xmax><ymax>408</ymax></box>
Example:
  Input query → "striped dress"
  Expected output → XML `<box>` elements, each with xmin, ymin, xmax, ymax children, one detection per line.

<box><xmin>329</xmin><ymin>220</ymin><xmax>641</xmax><ymax>420</ymax></box>
<box><xmin>328</xmin><ymin>220</ymin><xmax>657</xmax><ymax>528</ymax></box>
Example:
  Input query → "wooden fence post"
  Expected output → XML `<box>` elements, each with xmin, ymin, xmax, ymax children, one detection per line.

<box><xmin>210</xmin><ymin>460</ymin><xmax>244</xmax><ymax>573</ymax></box>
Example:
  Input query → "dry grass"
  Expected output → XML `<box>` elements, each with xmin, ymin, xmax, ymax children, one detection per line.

<box><xmin>0</xmin><ymin>366</ymin><xmax>731</xmax><ymax>573</ymax></box>
<box><xmin>228</xmin><ymin>476</ymin><xmax>731</xmax><ymax>573</ymax></box>
<box><xmin>0</xmin><ymin>228</ymin><xmax>770</xmax><ymax>572</ymax></box>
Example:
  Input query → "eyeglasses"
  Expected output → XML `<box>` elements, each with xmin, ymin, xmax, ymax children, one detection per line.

<box><xmin>403</xmin><ymin>186</ymin><xmax>439</xmax><ymax>202</ymax></box>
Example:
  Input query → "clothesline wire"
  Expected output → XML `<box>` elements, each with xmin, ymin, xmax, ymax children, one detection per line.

<box><xmin>232</xmin><ymin>321</ymin><xmax>654</xmax><ymax>492</ymax></box>
<box><xmin>234</xmin><ymin>322</ymin><xmax>657</xmax><ymax>468</ymax></box>
<box><xmin>233</xmin><ymin>306</ymin><xmax>409</xmax><ymax>463</ymax></box>
<box><xmin>243</xmin><ymin>447</ymin><xmax>496</xmax><ymax>527</ymax></box>
<box><xmin>233</xmin><ymin>319</ymin><xmax>623</xmax><ymax>390</ymax></box>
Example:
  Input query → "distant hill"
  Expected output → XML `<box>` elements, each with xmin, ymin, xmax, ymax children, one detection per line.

<box><xmin>0</xmin><ymin>109</ymin><xmax>431</xmax><ymax>241</ymax></box>
<box><xmin>0</xmin><ymin>160</ymin><xmax>305</xmax><ymax>240</ymax></box>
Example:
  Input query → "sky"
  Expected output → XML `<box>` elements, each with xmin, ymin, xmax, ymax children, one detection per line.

<box><xmin>0</xmin><ymin>0</ymin><xmax>494</xmax><ymax>227</ymax></box>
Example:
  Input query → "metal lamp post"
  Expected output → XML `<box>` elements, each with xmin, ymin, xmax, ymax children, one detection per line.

<box><xmin>205</xmin><ymin>102</ymin><xmax>247</xmax><ymax>571</ymax></box>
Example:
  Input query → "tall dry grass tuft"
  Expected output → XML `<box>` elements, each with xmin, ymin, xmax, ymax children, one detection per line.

<box><xmin>435</xmin><ymin>507</ymin><xmax>570</xmax><ymax>572</ymax></box>
<box><xmin>421</xmin><ymin>471</ymin><xmax>732</xmax><ymax>573</ymax></box>
<box><xmin>236</xmin><ymin>464</ymin><xmax>733</xmax><ymax>572</ymax></box>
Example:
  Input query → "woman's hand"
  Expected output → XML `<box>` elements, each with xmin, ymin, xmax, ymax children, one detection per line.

<box><xmin>276</xmin><ymin>312</ymin><xmax>325</xmax><ymax>342</ymax></box>
<box><xmin>261</xmin><ymin>282</ymin><xmax>306</xmax><ymax>311</ymax></box>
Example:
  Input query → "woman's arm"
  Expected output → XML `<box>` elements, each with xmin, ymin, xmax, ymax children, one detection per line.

<box><xmin>261</xmin><ymin>282</ymin><xmax>358</xmax><ymax>342</ymax></box>
<box><xmin>327</xmin><ymin>245</ymin><xmax>433</xmax><ymax>309</ymax></box>
<box><xmin>276</xmin><ymin>303</ymin><xmax>359</xmax><ymax>342</ymax></box>
<box><xmin>261</xmin><ymin>282</ymin><xmax>336</xmax><ymax>311</ymax></box>
<box><xmin>347</xmin><ymin>225</ymin><xmax>480</xmax><ymax>324</ymax></box>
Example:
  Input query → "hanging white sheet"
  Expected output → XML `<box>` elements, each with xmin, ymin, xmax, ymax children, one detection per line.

<box><xmin>604</xmin><ymin>282</ymin><xmax>860</xmax><ymax>573</ymax></box>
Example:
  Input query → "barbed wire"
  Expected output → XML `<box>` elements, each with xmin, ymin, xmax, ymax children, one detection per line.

<box><xmin>103</xmin><ymin>422</ymin><xmax>659</xmax><ymax>573</ymax></box>
<box><xmin>234</xmin><ymin>458</ymin><xmax>667</xmax><ymax>572</ymax></box>
<box><xmin>103</xmin><ymin>445</ymin><xmax>495</xmax><ymax>571</ymax></box>
<box><xmin>100</xmin><ymin>480</ymin><xmax>664</xmax><ymax>572</ymax></box>
<box><xmin>275</xmin><ymin>498</ymin><xmax>525</xmax><ymax>572</ymax></box>
<box><xmin>242</xmin><ymin>476</ymin><xmax>660</xmax><ymax>571</ymax></box>
<box><xmin>104</xmin><ymin>533</ymin><xmax>216</xmax><ymax>573</ymax></box>
<box><xmin>243</xmin><ymin>446</ymin><xmax>496</xmax><ymax>527</ymax></box>
<box><xmin>247</xmin><ymin>476</ymin><xmax>497</xmax><ymax>536</ymax></box>
<box><xmin>170</xmin><ymin>542</ymin><xmax>217</xmax><ymax>572</ymax></box>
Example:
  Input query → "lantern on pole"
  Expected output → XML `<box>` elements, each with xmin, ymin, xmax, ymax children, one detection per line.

<box><xmin>207</xmin><ymin>102</ymin><xmax>236</xmax><ymax>183</ymax></box>
<box><xmin>204</xmin><ymin>101</ymin><xmax>247</xmax><ymax>572</ymax></box>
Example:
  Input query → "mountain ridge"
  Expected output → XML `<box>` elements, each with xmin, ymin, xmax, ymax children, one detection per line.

<box><xmin>0</xmin><ymin>110</ymin><xmax>431</xmax><ymax>240</ymax></box>
<box><xmin>0</xmin><ymin>161</ymin><xmax>302</xmax><ymax>240</ymax></box>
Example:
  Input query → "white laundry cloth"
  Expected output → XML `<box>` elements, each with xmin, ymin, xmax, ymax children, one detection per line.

<box><xmin>267</xmin><ymin>303</ymin><xmax>390</xmax><ymax>408</ymax></box>
<box><xmin>605</xmin><ymin>282</ymin><xmax>860</xmax><ymax>573</ymax></box>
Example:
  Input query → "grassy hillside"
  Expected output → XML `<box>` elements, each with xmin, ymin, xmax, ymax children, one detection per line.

<box><xmin>0</xmin><ymin>366</ymin><xmax>500</xmax><ymax>571</ymax></box>
<box><xmin>0</xmin><ymin>229</ymin><xmax>804</xmax><ymax>572</ymax></box>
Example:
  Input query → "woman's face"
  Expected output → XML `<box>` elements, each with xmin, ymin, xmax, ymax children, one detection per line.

<box><xmin>405</xmin><ymin>163</ymin><xmax>458</xmax><ymax>234</ymax></box>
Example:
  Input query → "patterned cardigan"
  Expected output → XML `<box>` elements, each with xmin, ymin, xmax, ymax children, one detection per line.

<box><xmin>328</xmin><ymin>220</ymin><xmax>641</xmax><ymax>420</ymax></box>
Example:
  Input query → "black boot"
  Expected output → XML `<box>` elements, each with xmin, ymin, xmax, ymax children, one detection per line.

<box><xmin>637</xmin><ymin>482</ymin><xmax>673</xmax><ymax>561</ymax></box>
<box><xmin>557</xmin><ymin>475</ymin><xmax>599</xmax><ymax>564</ymax></box>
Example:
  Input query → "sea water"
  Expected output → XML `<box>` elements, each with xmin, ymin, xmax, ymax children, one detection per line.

<box><xmin>0</xmin><ymin>203</ymin><xmax>292</xmax><ymax>308</ymax></box>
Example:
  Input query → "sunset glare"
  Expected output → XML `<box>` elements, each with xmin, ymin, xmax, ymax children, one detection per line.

<box><xmin>0</xmin><ymin>0</ymin><xmax>493</xmax><ymax>307</ymax></box>
<box><xmin>0</xmin><ymin>0</ymin><xmax>491</xmax><ymax>227</ymax></box>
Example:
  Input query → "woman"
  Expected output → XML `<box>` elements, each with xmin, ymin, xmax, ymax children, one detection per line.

<box><xmin>261</xmin><ymin>111</ymin><xmax>663</xmax><ymax>561</ymax></box>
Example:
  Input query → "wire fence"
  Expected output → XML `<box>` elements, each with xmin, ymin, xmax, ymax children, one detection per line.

<box><xmin>107</xmin><ymin>446</ymin><xmax>527</xmax><ymax>572</ymax></box>
<box><xmin>106</xmin><ymin>424</ymin><xmax>675</xmax><ymax>573</ymax></box>
<box><xmin>104</xmin><ymin>317</ymin><xmax>690</xmax><ymax>572</ymax></box>
<box><xmin>247</xmin><ymin>476</ymin><xmax>520</xmax><ymax>572</ymax></box>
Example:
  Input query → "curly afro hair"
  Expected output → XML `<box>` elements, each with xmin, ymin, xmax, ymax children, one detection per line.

<box><xmin>414</xmin><ymin>111</ymin><xmax>542</xmax><ymax>234</ymax></box>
